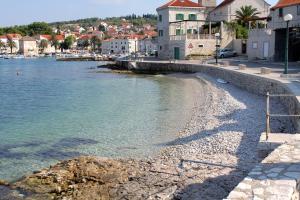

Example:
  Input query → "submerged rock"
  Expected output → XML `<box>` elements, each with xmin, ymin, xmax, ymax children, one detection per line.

<box><xmin>4</xmin><ymin>157</ymin><xmax>142</xmax><ymax>200</ymax></box>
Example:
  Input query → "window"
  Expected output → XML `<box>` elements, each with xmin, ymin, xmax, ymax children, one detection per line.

<box><xmin>159</xmin><ymin>30</ymin><xmax>164</xmax><ymax>37</ymax></box>
<box><xmin>176</xmin><ymin>29</ymin><xmax>181</xmax><ymax>35</ymax></box>
<box><xmin>279</xmin><ymin>8</ymin><xmax>283</xmax><ymax>17</ymax></box>
<box><xmin>188</xmin><ymin>14</ymin><xmax>197</xmax><ymax>21</ymax></box>
<box><xmin>187</xmin><ymin>29</ymin><xmax>192</xmax><ymax>34</ymax></box>
<box><xmin>298</xmin><ymin>5</ymin><xmax>300</xmax><ymax>15</ymax></box>
<box><xmin>176</xmin><ymin>13</ymin><xmax>184</xmax><ymax>21</ymax></box>
<box><xmin>159</xmin><ymin>15</ymin><xmax>162</xmax><ymax>22</ymax></box>
<box><xmin>160</xmin><ymin>46</ymin><xmax>162</xmax><ymax>50</ymax></box>
<box><xmin>252</xmin><ymin>42</ymin><xmax>258</xmax><ymax>49</ymax></box>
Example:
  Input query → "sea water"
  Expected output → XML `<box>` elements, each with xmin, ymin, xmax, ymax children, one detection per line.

<box><xmin>0</xmin><ymin>58</ymin><xmax>194</xmax><ymax>181</ymax></box>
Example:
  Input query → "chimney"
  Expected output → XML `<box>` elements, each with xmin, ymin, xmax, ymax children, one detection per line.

<box><xmin>199</xmin><ymin>0</ymin><xmax>216</xmax><ymax>7</ymax></box>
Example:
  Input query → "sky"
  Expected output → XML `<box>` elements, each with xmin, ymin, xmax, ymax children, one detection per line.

<box><xmin>0</xmin><ymin>0</ymin><xmax>278</xmax><ymax>27</ymax></box>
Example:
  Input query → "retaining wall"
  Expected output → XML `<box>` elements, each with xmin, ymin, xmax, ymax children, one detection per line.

<box><xmin>117</xmin><ymin>61</ymin><xmax>300</xmax><ymax>131</ymax></box>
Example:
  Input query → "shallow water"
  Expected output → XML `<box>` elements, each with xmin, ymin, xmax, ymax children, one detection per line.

<box><xmin>0</xmin><ymin>58</ymin><xmax>196</xmax><ymax>181</ymax></box>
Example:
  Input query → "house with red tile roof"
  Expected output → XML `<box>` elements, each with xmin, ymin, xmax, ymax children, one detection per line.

<box><xmin>209</xmin><ymin>0</ymin><xmax>270</xmax><ymax>22</ymax></box>
<box><xmin>269</xmin><ymin>0</ymin><xmax>300</xmax><ymax>29</ymax></box>
<box><xmin>157</xmin><ymin>0</ymin><xmax>212</xmax><ymax>59</ymax></box>
<box><xmin>156</xmin><ymin>0</ymin><xmax>240</xmax><ymax>59</ymax></box>
<box><xmin>5</xmin><ymin>34</ymin><xmax>22</xmax><ymax>54</ymax></box>
<box><xmin>247</xmin><ymin>0</ymin><xmax>300</xmax><ymax>61</ymax></box>
<box><xmin>0</xmin><ymin>36</ymin><xmax>8</xmax><ymax>53</ymax></box>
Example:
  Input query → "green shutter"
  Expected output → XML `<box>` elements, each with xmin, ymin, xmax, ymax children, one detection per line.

<box><xmin>176</xmin><ymin>14</ymin><xmax>184</xmax><ymax>21</ymax></box>
<box><xmin>188</xmin><ymin>14</ymin><xmax>197</xmax><ymax>20</ymax></box>
<box><xmin>176</xmin><ymin>29</ymin><xmax>181</xmax><ymax>35</ymax></box>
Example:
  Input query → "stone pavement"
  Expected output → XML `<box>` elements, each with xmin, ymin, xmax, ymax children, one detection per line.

<box><xmin>226</xmin><ymin>135</ymin><xmax>300</xmax><ymax>200</ymax></box>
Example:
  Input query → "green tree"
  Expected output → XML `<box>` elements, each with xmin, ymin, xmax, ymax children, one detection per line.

<box><xmin>225</xmin><ymin>21</ymin><xmax>249</xmax><ymax>39</ymax></box>
<box><xmin>82</xmin><ymin>39</ymin><xmax>90</xmax><ymax>49</ymax></box>
<box><xmin>50</xmin><ymin>34</ymin><xmax>60</xmax><ymax>52</ymax></box>
<box><xmin>61</xmin><ymin>36</ymin><xmax>75</xmax><ymax>50</ymax></box>
<box><xmin>235</xmin><ymin>6</ymin><xmax>260</xmax><ymax>28</ymax></box>
<box><xmin>7</xmin><ymin>38</ymin><xmax>16</xmax><ymax>54</ymax></box>
<box><xmin>39</xmin><ymin>39</ymin><xmax>48</xmax><ymax>53</ymax></box>
<box><xmin>90</xmin><ymin>36</ymin><xmax>101</xmax><ymax>52</ymax></box>
<box><xmin>27</xmin><ymin>22</ymin><xmax>53</xmax><ymax>36</ymax></box>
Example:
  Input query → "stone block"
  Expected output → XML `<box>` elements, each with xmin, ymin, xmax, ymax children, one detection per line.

<box><xmin>261</xmin><ymin>67</ymin><xmax>272</xmax><ymax>74</ymax></box>
<box><xmin>238</xmin><ymin>64</ymin><xmax>247</xmax><ymax>70</ymax></box>
<box><xmin>222</xmin><ymin>61</ymin><xmax>230</xmax><ymax>67</ymax></box>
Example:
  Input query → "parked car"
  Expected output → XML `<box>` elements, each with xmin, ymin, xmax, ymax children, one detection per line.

<box><xmin>217</xmin><ymin>49</ymin><xmax>237</xmax><ymax>58</ymax></box>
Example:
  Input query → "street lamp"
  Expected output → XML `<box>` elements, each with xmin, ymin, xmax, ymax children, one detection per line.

<box><xmin>283</xmin><ymin>14</ymin><xmax>293</xmax><ymax>74</ymax></box>
<box><xmin>215</xmin><ymin>33</ymin><xmax>220</xmax><ymax>64</ymax></box>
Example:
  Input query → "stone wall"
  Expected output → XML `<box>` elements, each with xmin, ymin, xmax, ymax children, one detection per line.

<box><xmin>120</xmin><ymin>61</ymin><xmax>300</xmax><ymax>131</ymax></box>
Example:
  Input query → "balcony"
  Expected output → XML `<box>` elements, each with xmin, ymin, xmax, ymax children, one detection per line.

<box><xmin>170</xmin><ymin>34</ymin><xmax>215</xmax><ymax>41</ymax></box>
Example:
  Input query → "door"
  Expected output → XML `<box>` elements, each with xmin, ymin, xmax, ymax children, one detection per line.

<box><xmin>263</xmin><ymin>42</ymin><xmax>269</xmax><ymax>58</ymax></box>
<box><xmin>174</xmin><ymin>47</ymin><xmax>180</xmax><ymax>60</ymax></box>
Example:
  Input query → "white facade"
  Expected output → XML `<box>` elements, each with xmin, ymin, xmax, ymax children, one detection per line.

<box><xmin>35</xmin><ymin>35</ymin><xmax>56</xmax><ymax>54</ymax></box>
<box><xmin>209</xmin><ymin>0</ymin><xmax>270</xmax><ymax>22</ymax></box>
<box><xmin>101</xmin><ymin>38</ymin><xmax>139</xmax><ymax>54</ymax></box>
<box><xmin>247</xmin><ymin>29</ymin><xmax>275</xmax><ymax>60</ymax></box>
<box><xmin>139</xmin><ymin>37</ymin><xmax>158</xmax><ymax>54</ymax></box>
<box><xmin>247</xmin><ymin>2</ymin><xmax>300</xmax><ymax>61</ymax></box>
<box><xmin>268</xmin><ymin>4</ymin><xmax>300</xmax><ymax>30</ymax></box>
<box><xmin>19</xmin><ymin>37</ymin><xmax>39</xmax><ymax>56</ymax></box>
<box><xmin>157</xmin><ymin>4</ymin><xmax>210</xmax><ymax>59</ymax></box>
<box><xmin>156</xmin><ymin>0</ymin><xmax>237</xmax><ymax>59</ymax></box>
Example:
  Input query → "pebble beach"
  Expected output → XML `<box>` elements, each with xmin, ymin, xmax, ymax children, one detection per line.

<box><xmin>0</xmin><ymin>73</ymin><xmax>293</xmax><ymax>200</ymax></box>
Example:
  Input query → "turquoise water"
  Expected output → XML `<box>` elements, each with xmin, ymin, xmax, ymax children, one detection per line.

<box><xmin>0</xmin><ymin>58</ymin><xmax>193</xmax><ymax>181</ymax></box>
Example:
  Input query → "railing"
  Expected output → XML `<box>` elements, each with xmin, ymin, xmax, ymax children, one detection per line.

<box><xmin>169</xmin><ymin>34</ymin><xmax>215</xmax><ymax>41</ymax></box>
<box><xmin>266</xmin><ymin>92</ymin><xmax>300</xmax><ymax>140</ymax></box>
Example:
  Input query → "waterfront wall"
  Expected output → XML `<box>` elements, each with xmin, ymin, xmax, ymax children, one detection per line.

<box><xmin>117</xmin><ymin>61</ymin><xmax>300</xmax><ymax>131</ymax></box>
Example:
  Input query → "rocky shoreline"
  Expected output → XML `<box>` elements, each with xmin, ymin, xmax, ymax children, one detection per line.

<box><xmin>0</xmin><ymin>73</ymin><xmax>292</xmax><ymax>200</ymax></box>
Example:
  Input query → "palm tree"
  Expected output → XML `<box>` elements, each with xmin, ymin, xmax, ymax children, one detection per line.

<box><xmin>50</xmin><ymin>34</ymin><xmax>59</xmax><ymax>52</ymax></box>
<box><xmin>90</xmin><ymin>36</ymin><xmax>101</xmax><ymax>52</ymax></box>
<box><xmin>7</xmin><ymin>38</ymin><xmax>16</xmax><ymax>54</ymax></box>
<box><xmin>235</xmin><ymin>5</ymin><xmax>261</xmax><ymax>28</ymax></box>
<box><xmin>0</xmin><ymin>40</ymin><xmax>6</xmax><ymax>54</ymax></box>
<box><xmin>39</xmin><ymin>39</ymin><xmax>48</xmax><ymax>53</ymax></box>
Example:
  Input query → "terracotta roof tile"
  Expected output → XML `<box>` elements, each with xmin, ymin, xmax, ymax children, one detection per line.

<box><xmin>6</xmin><ymin>34</ymin><xmax>22</xmax><ymax>39</ymax></box>
<box><xmin>40</xmin><ymin>35</ymin><xmax>52</xmax><ymax>40</ymax></box>
<box><xmin>55</xmin><ymin>35</ymin><xmax>65</xmax><ymax>41</ymax></box>
<box><xmin>272</xmin><ymin>0</ymin><xmax>300</xmax><ymax>10</ymax></box>
<box><xmin>157</xmin><ymin>0</ymin><xmax>203</xmax><ymax>10</ymax></box>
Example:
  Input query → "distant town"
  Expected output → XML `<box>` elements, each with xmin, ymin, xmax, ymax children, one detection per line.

<box><xmin>0</xmin><ymin>0</ymin><xmax>299</xmax><ymax>62</ymax></box>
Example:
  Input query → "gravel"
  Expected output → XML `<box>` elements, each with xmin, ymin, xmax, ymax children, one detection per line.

<box><xmin>1</xmin><ymin>73</ymin><xmax>293</xmax><ymax>200</ymax></box>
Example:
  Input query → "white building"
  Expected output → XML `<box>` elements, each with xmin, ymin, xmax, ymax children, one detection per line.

<box><xmin>247</xmin><ymin>0</ymin><xmax>300</xmax><ymax>61</ymax></box>
<box><xmin>6</xmin><ymin>34</ymin><xmax>22</xmax><ymax>54</ymax></box>
<box><xmin>35</xmin><ymin>35</ymin><xmax>56</xmax><ymax>54</ymax></box>
<box><xmin>209</xmin><ymin>0</ymin><xmax>270</xmax><ymax>22</ymax></box>
<box><xmin>139</xmin><ymin>37</ymin><xmax>158</xmax><ymax>55</ymax></box>
<box><xmin>157</xmin><ymin>0</ymin><xmax>239</xmax><ymax>60</ymax></box>
<box><xmin>0</xmin><ymin>35</ymin><xmax>8</xmax><ymax>53</ymax></box>
<box><xmin>19</xmin><ymin>36</ymin><xmax>38</xmax><ymax>56</ymax></box>
<box><xmin>101</xmin><ymin>36</ymin><xmax>140</xmax><ymax>55</ymax></box>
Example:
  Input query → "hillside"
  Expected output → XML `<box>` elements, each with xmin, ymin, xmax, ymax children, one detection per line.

<box><xmin>0</xmin><ymin>14</ymin><xmax>157</xmax><ymax>36</ymax></box>
<box><xmin>49</xmin><ymin>14</ymin><xmax>157</xmax><ymax>28</ymax></box>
